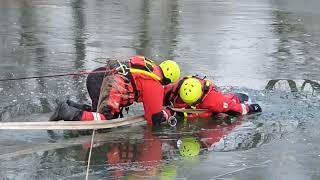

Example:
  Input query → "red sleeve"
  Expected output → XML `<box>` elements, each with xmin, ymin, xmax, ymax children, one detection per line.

<box><xmin>200</xmin><ymin>91</ymin><xmax>249</xmax><ymax>115</ymax></box>
<box><xmin>140</xmin><ymin>79</ymin><xmax>165</xmax><ymax>124</ymax></box>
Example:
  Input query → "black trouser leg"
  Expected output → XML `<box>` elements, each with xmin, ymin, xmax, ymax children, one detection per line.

<box><xmin>49</xmin><ymin>102</ymin><xmax>83</xmax><ymax>121</ymax></box>
<box><xmin>66</xmin><ymin>99</ymin><xmax>92</xmax><ymax>111</ymax></box>
<box><xmin>234</xmin><ymin>93</ymin><xmax>249</xmax><ymax>103</ymax></box>
<box><xmin>86</xmin><ymin>67</ymin><xmax>106</xmax><ymax>111</ymax></box>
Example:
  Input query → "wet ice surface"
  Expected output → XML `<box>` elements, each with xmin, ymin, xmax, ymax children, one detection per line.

<box><xmin>1</xmin><ymin>88</ymin><xmax>320</xmax><ymax>180</ymax></box>
<box><xmin>1</xmin><ymin>0</ymin><xmax>320</xmax><ymax>179</ymax></box>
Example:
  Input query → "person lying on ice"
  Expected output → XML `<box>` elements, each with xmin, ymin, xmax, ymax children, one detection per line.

<box><xmin>49</xmin><ymin>55</ymin><xmax>181</xmax><ymax>125</ymax></box>
<box><xmin>164</xmin><ymin>76</ymin><xmax>262</xmax><ymax>119</ymax></box>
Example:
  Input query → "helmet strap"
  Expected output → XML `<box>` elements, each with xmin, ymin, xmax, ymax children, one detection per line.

<box><xmin>162</xmin><ymin>77</ymin><xmax>171</xmax><ymax>85</ymax></box>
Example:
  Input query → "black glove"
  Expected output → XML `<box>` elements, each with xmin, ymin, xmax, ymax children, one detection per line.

<box><xmin>249</xmin><ymin>104</ymin><xmax>262</xmax><ymax>113</ymax></box>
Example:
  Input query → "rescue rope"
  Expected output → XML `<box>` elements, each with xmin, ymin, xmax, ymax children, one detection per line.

<box><xmin>0</xmin><ymin>57</ymin><xmax>118</xmax><ymax>82</ymax></box>
<box><xmin>0</xmin><ymin>70</ymin><xmax>111</xmax><ymax>82</ymax></box>
<box><xmin>85</xmin><ymin>64</ymin><xmax>113</xmax><ymax>180</ymax></box>
<box><xmin>85</xmin><ymin>130</ymin><xmax>95</xmax><ymax>180</ymax></box>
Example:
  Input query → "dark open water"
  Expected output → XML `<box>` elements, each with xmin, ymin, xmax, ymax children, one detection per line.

<box><xmin>1</xmin><ymin>0</ymin><xmax>320</xmax><ymax>179</ymax></box>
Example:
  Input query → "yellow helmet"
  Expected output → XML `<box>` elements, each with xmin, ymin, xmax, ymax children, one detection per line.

<box><xmin>179</xmin><ymin>137</ymin><xmax>201</xmax><ymax>157</ymax></box>
<box><xmin>179</xmin><ymin>78</ymin><xmax>202</xmax><ymax>105</ymax></box>
<box><xmin>159</xmin><ymin>60</ymin><xmax>181</xmax><ymax>83</ymax></box>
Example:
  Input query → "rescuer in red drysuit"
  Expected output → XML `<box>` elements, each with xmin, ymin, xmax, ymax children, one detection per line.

<box><xmin>49</xmin><ymin>55</ymin><xmax>181</xmax><ymax>125</ymax></box>
<box><xmin>163</xmin><ymin>76</ymin><xmax>262</xmax><ymax>119</ymax></box>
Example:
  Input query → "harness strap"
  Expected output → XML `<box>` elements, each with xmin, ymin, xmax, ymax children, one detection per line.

<box><xmin>119</xmin><ymin>107</ymin><xmax>124</xmax><ymax>118</ymax></box>
<box><xmin>166</xmin><ymin>79</ymin><xmax>185</xmax><ymax>106</ymax></box>
<box><xmin>130</xmin><ymin>68</ymin><xmax>161</xmax><ymax>81</ymax></box>
<box><xmin>119</xmin><ymin>77</ymin><xmax>133</xmax><ymax>117</ymax></box>
<box><xmin>115</xmin><ymin>61</ymin><xmax>139</xmax><ymax>102</ymax></box>
<box><xmin>174</xmin><ymin>79</ymin><xmax>185</xmax><ymax>97</ymax></box>
<box><xmin>125</xmin><ymin>71</ymin><xmax>139</xmax><ymax>102</ymax></box>
<box><xmin>115</xmin><ymin>59</ymin><xmax>161</xmax><ymax>102</ymax></box>
<box><xmin>123</xmin><ymin>76</ymin><xmax>133</xmax><ymax>105</ymax></box>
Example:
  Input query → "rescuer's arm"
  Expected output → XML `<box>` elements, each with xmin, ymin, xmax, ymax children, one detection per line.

<box><xmin>141</xmin><ymin>79</ymin><xmax>172</xmax><ymax>125</ymax></box>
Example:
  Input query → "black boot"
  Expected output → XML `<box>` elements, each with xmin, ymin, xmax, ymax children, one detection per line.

<box><xmin>49</xmin><ymin>102</ymin><xmax>83</xmax><ymax>121</ymax></box>
<box><xmin>248</xmin><ymin>104</ymin><xmax>262</xmax><ymax>113</ymax></box>
<box><xmin>66</xmin><ymin>99</ymin><xmax>92</xmax><ymax>111</ymax></box>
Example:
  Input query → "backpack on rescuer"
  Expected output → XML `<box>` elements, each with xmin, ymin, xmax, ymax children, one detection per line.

<box><xmin>102</xmin><ymin>56</ymin><xmax>161</xmax><ymax>117</ymax></box>
<box><xmin>114</xmin><ymin>56</ymin><xmax>161</xmax><ymax>102</ymax></box>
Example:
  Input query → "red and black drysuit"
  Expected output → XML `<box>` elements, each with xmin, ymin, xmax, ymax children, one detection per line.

<box><xmin>80</xmin><ymin>56</ymin><xmax>172</xmax><ymax>125</ymax></box>
<box><xmin>164</xmin><ymin>77</ymin><xmax>252</xmax><ymax>119</ymax></box>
